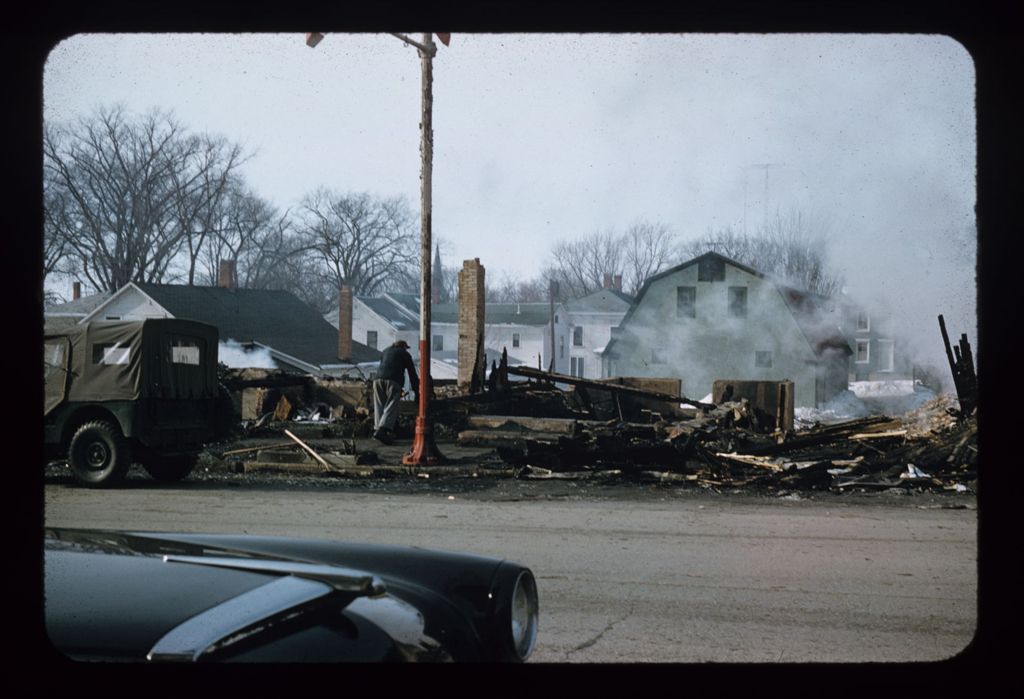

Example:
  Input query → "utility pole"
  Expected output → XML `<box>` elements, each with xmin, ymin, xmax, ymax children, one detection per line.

<box><xmin>404</xmin><ymin>32</ymin><xmax>444</xmax><ymax>464</ymax></box>
<box><xmin>306</xmin><ymin>31</ymin><xmax>448</xmax><ymax>465</ymax></box>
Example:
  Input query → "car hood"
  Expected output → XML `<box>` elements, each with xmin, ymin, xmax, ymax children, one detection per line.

<box><xmin>43</xmin><ymin>528</ymin><xmax>517</xmax><ymax>662</ymax></box>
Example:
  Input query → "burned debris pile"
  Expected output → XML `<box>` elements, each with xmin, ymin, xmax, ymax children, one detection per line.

<box><xmin>213</xmin><ymin>339</ymin><xmax>977</xmax><ymax>493</ymax></box>
<box><xmin>456</xmin><ymin>382</ymin><xmax>977</xmax><ymax>493</ymax></box>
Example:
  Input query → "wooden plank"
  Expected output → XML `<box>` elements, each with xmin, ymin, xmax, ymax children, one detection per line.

<box><xmin>457</xmin><ymin>430</ymin><xmax>565</xmax><ymax>446</ymax></box>
<box><xmin>283</xmin><ymin>429</ymin><xmax>333</xmax><ymax>472</ymax></box>
<box><xmin>507</xmin><ymin>365</ymin><xmax>715</xmax><ymax>409</ymax></box>
<box><xmin>220</xmin><ymin>442</ymin><xmax>294</xmax><ymax>457</ymax></box>
<box><xmin>714</xmin><ymin>452</ymin><xmax>785</xmax><ymax>471</ymax></box>
<box><xmin>850</xmin><ymin>430</ymin><xmax>907</xmax><ymax>440</ymax></box>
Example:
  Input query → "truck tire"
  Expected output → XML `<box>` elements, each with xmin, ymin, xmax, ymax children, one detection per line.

<box><xmin>142</xmin><ymin>454</ymin><xmax>197</xmax><ymax>483</ymax></box>
<box><xmin>68</xmin><ymin>420</ymin><xmax>132</xmax><ymax>487</ymax></box>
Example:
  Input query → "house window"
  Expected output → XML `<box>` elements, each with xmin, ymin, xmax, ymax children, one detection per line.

<box><xmin>432</xmin><ymin>334</ymin><xmax>443</xmax><ymax>351</ymax></box>
<box><xmin>698</xmin><ymin>257</ymin><xmax>725</xmax><ymax>282</ymax></box>
<box><xmin>366</xmin><ymin>330</ymin><xmax>378</xmax><ymax>350</ymax></box>
<box><xmin>571</xmin><ymin>356</ymin><xmax>585</xmax><ymax>378</ymax></box>
<box><xmin>559</xmin><ymin>335</ymin><xmax>565</xmax><ymax>359</ymax></box>
<box><xmin>728</xmin><ymin>287</ymin><xmax>748</xmax><ymax>318</ymax></box>
<box><xmin>877</xmin><ymin>339</ymin><xmax>895</xmax><ymax>372</ymax></box>
<box><xmin>92</xmin><ymin>342</ymin><xmax>130</xmax><ymax>365</ymax></box>
<box><xmin>572</xmin><ymin>326</ymin><xmax>583</xmax><ymax>346</ymax></box>
<box><xmin>856</xmin><ymin>312</ymin><xmax>870</xmax><ymax>332</ymax></box>
<box><xmin>855</xmin><ymin>340</ymin><xmax>870</xmax><ymax>363</ymax></box>
<box><xmin>676</xmin><ymin>286</ymin><xmax>696</xmax><ymax>318</ymax></box>
<box><xmin>755</xmin><ymin>351</ymin><xmax>773</xmax><ymax>368</ymax></box>
<box><xmin>512</xmin><ymin>332</ymin><xmax>520</xmax><ymax>348</ymax></box>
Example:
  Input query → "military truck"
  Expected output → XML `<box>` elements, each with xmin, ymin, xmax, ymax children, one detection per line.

<box><xmin>44</xmin><ymin>318</ymin><xmax>233</xmax><ymax>487</ymax></box>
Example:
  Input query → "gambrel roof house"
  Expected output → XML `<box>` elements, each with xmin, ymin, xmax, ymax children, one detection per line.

<box><xmin>55</xmin><ymin>281</ymin><xmax>380</xmax><ymax>375</ymax></box>
<box><xmin>603</xmin><ymin>252</ymin><xmax>851</xmax><ymax>408</ymax></box>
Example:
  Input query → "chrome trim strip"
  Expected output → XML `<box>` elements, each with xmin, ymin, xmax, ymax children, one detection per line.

<box><xmin>147</xmin><ymin>575</ymin><xmax>332</xmax><ymax>662</ymax></box>
<box><xmin>162</xmin><ymin>555</ymin><xmax>385</xmax><ymax>595</ymax></box>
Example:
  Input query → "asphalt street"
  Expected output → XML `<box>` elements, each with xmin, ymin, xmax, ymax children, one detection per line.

<box><xmin>43</xmin><ymin>472</ymin><xmax>977</xmax><ymax>663</ymax></box>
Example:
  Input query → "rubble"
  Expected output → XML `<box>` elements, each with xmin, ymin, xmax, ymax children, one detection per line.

<box><xmin>211</xmin><ymin>352</ymin><xmax>976</xmax><ymax>495</ymax></box>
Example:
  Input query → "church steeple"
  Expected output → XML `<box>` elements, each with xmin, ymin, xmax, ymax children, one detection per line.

<box><xmin>431</xmin><ymin>243</ymin><xmax>445</xmax><ymax>303</ymax></box>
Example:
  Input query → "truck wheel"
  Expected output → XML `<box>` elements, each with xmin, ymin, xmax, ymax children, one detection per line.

<box><xmin>68</xmin><ymin>421</ymin><xmax>132</xmax><ymax>487</ymax></box>
<box><xmin>142</xmin><ymin>454</ymin><xmax>197</xmax><ymax>483</ymax></box>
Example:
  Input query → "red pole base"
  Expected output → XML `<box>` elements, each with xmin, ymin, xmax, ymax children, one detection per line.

<box><xmin>402</xmin><ymin>415</ymin><xmax>445</xmax><ymax>465</ymax></box>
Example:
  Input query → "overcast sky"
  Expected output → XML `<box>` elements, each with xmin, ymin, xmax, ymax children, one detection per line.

<box><xmin>43</xmin><ymin>32</ymin><xmax>976</xmax><ymax>373</ymax></box>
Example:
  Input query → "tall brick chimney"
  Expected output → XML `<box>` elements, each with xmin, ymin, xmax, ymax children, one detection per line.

<box><xmin>218</xmin><ymin>259</ymin><xmax>236</xmax><ymax>290</ymax></box>
<box><xmin>72</xmin><ymin>282</ymin><xmax>81</xmax><ymax>300</ymax></box>
<box><xmin>613</xmin><ymin>274</ymin><xmax>622</xmax><ymax>291</ymax></box>
<box><xmin>338</xmin><ymin>285</ymin><xmax>353</xmax><ymax>360</ymax></box>
<box><xmin>602</xmin><ymin>273</ymin><xmax>612</xmax><ymax>289</ymax></box>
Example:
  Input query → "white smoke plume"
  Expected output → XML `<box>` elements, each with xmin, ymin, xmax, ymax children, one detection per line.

<box><xmin>218</xmin><ymin>339</ymin><xmax>277</xmax><ymax>369</ymax></box>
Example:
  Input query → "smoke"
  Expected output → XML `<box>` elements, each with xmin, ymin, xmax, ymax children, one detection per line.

<box><xmin>218</xmin><ymin>339</ymin><xmax>277</xmax><ymax>369</ymax></box>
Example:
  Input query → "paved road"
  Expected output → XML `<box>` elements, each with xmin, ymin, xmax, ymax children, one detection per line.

<box><xmin>44</xmin><ymin>479</ymin><xmax>977</xmax><ymax>663</ymax></box>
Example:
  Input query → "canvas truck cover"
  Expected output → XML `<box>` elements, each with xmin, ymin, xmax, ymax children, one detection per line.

<box><xmin>44</xmin><ymin>319</ymin><xmax>219</xmax><ymax>415</ymax></box>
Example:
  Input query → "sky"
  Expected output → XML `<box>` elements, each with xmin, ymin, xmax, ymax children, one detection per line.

<box><xmin>42</xmin><ymin>32</ymin><xmax>976</xmax><ymax>376</ymax></box>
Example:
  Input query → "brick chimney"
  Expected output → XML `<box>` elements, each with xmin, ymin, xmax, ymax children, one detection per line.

<box><xmin>613</xmin><ymin>274</ymin><xmax>622</xmax><ymax>291</ymax></box>
<box><xmin>338</xmin><ymin>285</ymin><xmax>353</xmax><ymax>360</ymax></box>
<box><xmin>602</xmin><ymin>273</ymin><xmax>613</xmax><ymax>289</ymax></box>
<box><xmin>218</xmin><ymin>260</ymin><xmax>236</xmax><ymax>290</ymax></box>
<box><xmin>72</xmin><ymin>282</ymin><xmax>81</xmax><ymax>300</ymax></box>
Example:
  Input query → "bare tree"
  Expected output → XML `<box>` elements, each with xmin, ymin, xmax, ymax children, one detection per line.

<box><xmin>171</xmin><ymin>139</ymin><xmax>247</xmax><ymax>284</ymax></box>
<box><xmin>542</xmin><ymin>220</ymin><xmax>677</xmax><ymax>299</ymax></box>
<box><xmin>546</xmin><ymin>230</ymin><xmax>623</xmax><ymax>299</ymax></box>
<box><xmin>681</xmin><ymin>208</ymin><xmax>843</xmax><ymax>296</ymax></box>
<box><xmin>43</xmin><ymin>106</ymin><xmax>246</xmax><ymax>292</ymax></box>
<box><xmin>486</xmin><ymin>270</ymin><xmax>550</xmax><ymax>303</ymax></box>
<box><xmin>295</xmin><ymin>189</ymin><xmax>418</xmax><ymax>297</ymax></box>
<box><xmin>621</xmin><ymin>220</ymin><xmax>678</xmax><ymax>295</ymax></box>
<box><xmin>195</xmin><ymin>179</ymin><xmax>292</xmax><ymax>287</ymax></box>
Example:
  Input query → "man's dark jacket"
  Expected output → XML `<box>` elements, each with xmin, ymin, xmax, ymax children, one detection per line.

<box><xmin>376</xmin><ymin>345</ymin><xmax>419</xmax><ymax>387</ymax></box>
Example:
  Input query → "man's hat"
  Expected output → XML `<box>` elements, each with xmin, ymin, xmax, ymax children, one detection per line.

<box><xmin>394</xmin><ymin>340</ymin><xmax>409</xmax><ymax>349</ymax></box>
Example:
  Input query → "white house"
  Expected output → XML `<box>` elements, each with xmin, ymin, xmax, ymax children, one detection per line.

<box><xmin>603</xmin><ymin>252</ymin><xmax>850</xmax><ymax>407</ymax></box>
<box><xmin>562</xmin><ymin>279</ymin><xmax>632</xmax><ymax>379</ymax></box>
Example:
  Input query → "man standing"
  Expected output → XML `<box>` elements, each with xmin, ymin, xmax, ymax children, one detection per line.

<box><xmin>372</xmin><ymin>339</ymin><xmax>419</xmax><ymax>444</ymax></box>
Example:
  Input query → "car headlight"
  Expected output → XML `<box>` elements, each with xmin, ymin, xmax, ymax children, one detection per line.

<box><xmin>488</xmin><ymin>564</ymin><xmax>539</xmax><ymax>661</ymax></box>
<box><xmin>508</xmin><ymin>569</ymin><xmax>539</xmax><ymax>661</ymax></box>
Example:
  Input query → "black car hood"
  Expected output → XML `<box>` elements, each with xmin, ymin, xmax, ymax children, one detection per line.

<box><xmin>45</xmin><ymin>545</ymin><xmax>277</xmax><ymax>659</ymax></box>
<box><xmin>43</xmin><ymin>528</ymin><xmax>513</xmax><ymax>662</ymax></box>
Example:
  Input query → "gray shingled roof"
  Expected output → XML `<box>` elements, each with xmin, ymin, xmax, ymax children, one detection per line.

<box><xmin>134</xmin><ymin>283</ymin><xmax>380</xmax><ymax>366</ymax></box>
<box><xmin>565</xmin><ymin>288</ymin><xmax>633</xmax><ymax>313</ymax></box>
<box><xmin>44</xmin><ymin>291</ymin><xmax>113</xmax><ymax>317</ymax></box>
<box><xmin>361</xmin><ymin>296</ymin><xmax>418</xmax><ymax>330</ymax></box>
<box><xmin>431</xmin><ymin>302</ymin><xmax>552</xmax><ymax>326</ymax></box>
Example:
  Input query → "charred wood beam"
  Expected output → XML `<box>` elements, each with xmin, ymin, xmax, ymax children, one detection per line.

<box><xmin>506</xmin><ymin>365</ymin><xmax>715</xmax><ymax>409</ymax></box>
<box><xmin>938</xmin><ymin>314</ymin><xmax>977</xmax><ymax>416</ymax></box>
